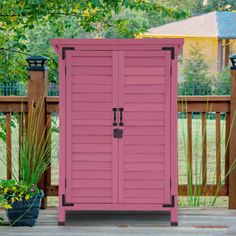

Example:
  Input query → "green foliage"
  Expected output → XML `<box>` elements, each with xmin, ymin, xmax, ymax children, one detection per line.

<box><xmin>0</xmin><ymin>115</ymin><xmax>17</xmax><ymax>143</ymax></box>
<box><xmin>203</xmin><ymin>0</ymin><xmax>236</xmax><ymax>12</ymax></box>
<box><xmin>215</xmin><ymin>67</ymin><xmax>231</xmax><ymax>95</ymax></box>
<box><xmin>0</xmin><ymin>0</ymin><xmax>188</xmax><ymax>83</ymax></box>
<box><xmin>0</xmin><ymin>117</ymin><xmax>6</xmax><ymax>142</ymax></box>
<box><xmin>104</xmin><ymin>9</ymin><xmax>150</xmax><ymax>38</ymax></box>
<box><xmin>148</xmin><ymin>0</ymin><xmax>201</xmax><ymax>27</ymax></box>
<box><xmin>179</xmin><ymin>43</ymin><xmax>213</xmax><ymax>95</ymax></box>
<box><xmin>51</xmin><ymin>117</ymin><xmax>59</xmax><ymax>133</ymax></box>
<box><xmin>25</xmin><ymin>17</ymin><xmax>95</xmax><ymax>82</ymax></box>
<box><xmin>159</xmin><ymin>0</ymin><xmax>203</xmax><ymax>12</ymax></box>
<box><xmin>0</xmin><ymin>180</ymin><xmax>40</xmax><ymax>209</ymax></box>
<box><xmin>19</xmin><ymin>101</ymin><xmax>55</xmax><ymax>185</ymax></box>
<box><xmin>0</xmin><ymin>0</ymin><xmax>187</xmax><ymax>35</ymax></box>
<box><xmin>0</xmin><ymin>30</ymin><xmax>27</xmax><ymax>83</ymax></box>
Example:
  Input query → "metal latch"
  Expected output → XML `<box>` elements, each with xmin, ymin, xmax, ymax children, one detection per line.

<box><xmin>113</xmin><ymin>128</ymin><xmax>123</xmax><ymax>138</ymax></box>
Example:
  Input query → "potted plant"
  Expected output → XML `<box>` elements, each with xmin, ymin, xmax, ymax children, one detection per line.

<box><xmin>0</xmin><ymin>180</ymin><xmax>43</xmax><ymax>226</ymax></box>
<box><xmin>0</xmin><ymin>100</ymin><xmax>55</xmax><ymax>226</ymax></box>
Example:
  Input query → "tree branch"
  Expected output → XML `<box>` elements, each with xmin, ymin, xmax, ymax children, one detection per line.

<box><xmin>0</xmin><ymin>48</ymin><xmax>30</xmax><ymax>56</ymax></box>
<box><xmin>0</xmin><ymin>12</ymin><xmax>80</xmax><ymax>18</ymax></box>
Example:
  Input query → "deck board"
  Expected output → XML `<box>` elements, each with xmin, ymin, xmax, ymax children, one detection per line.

<box><xmin>0</xmin><ymin>207</ymin><xmax>236</xmax><ymax>235</ymax></box>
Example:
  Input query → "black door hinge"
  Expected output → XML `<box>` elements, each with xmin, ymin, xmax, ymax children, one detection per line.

<box><xmin>162</xmin><ymin>47</ymin><xmax>175</xmax><ymax>60</ymax></box>
<box><xmin>162</xmin><ymin>195</ymin><xmax>175</xmax><ymax>208</ymax></box>
<box><xmin>62</xmin><ymin>47</ymin><xmax>75</xmax><ymax>60</ymax></box>
<box><xmin>62</xmin><ymin>194</ymin><xmax>74</xmax><ymax>206</ymax></box>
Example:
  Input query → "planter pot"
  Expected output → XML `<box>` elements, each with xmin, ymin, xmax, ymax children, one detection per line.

<box><xmin>6</xmin><ymin>191</ymin><xmax>44</xmax><ymax>227</ymax></box>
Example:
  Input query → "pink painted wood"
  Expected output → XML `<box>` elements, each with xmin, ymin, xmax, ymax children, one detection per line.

<box><xmin>118</xmin><ymin>50</ymin><xmax>172</xmax><ymax>205</ymax></box>
<box><xmin>52</xmin><ymin>38</ymin><xmax>183</xmax><ymax>226</ymax></box>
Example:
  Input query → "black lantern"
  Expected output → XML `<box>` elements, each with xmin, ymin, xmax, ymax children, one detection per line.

<box><xmin>26</xmin><ymin>55</ymin><xmax>49</xmax><ymax>71</ymax></box>
<box><xmin>230</xmin><ymin>54</ymin><xmax>236</xmax><ymax>70</ymax></box>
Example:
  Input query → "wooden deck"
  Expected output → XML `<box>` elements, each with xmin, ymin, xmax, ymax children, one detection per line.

<box><xmin>1</xmin><ymin>207</ymin><xmax>236</xmax><ymax>235</ymax></box>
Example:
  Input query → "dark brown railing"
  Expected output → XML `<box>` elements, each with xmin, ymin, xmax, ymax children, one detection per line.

<box><xmin>0</xmin><ymin>69</ymin><xmax>236</xmax><ymax>209</ymax></box>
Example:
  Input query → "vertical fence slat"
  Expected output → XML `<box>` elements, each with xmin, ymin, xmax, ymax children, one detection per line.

<box><xmin>216</xmin><ymin>112</ymin><xmax>221</xmax><ymax>185</ymax></box>
<box><xmin>187</xmin><ymin>112</ymin><xmax>192</xmax><ymax>186</ymax></box>
<box><xmin>45</xmin><ymin>113</ymin><xmax>51</xmax><ymax>196</ymax></box>
<box><xmin>202</xmin><ymin>112</ymin><xmax>207</xmax><ymax>186</ymax></box>
<box><xmin>25</xmin><ymin>112</ymin><xmax>28</xmax><ymax>130</ymax></box>
<box><xmin>18</xmin><ymin>113</ymin><xmax>23</xmax><ymax>179</ymax></box>
<box><xmin>225</xmin><ymin>112</ymin><xmax>230</xmax><ymax>188</ymax></box>
<box><xmin>6</xmin><ymin>112</ymin><xmax>12</xmax><ymax>179</ymax></box>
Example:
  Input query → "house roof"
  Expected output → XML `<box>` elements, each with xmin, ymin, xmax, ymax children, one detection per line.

<box><xmin>147</xmin><ymin>11</ymin><xmax>236</xmax><ymax>39</ymax></box>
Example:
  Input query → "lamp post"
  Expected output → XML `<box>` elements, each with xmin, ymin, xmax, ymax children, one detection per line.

<box><xmin>26</xmin><ymin>55</ymin><xmax>49</xmax><ymax>71</ymax></box>
<box><xmin>26</xmin><ymin>55</ymin><xmax>49</xmax><ymax>209</ymax></box>
<box><xmin>229</xmin><ymin>54</ymin><xmax>236</xmax><ymax>209</ymax></box>
<box><xmin>230</xmin><ymin>54</ymin><xmax>236</xmax><ymax>70</ymax></box>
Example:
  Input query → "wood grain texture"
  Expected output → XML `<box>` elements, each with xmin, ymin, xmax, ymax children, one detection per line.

<box><xmin>1</xmin><ymin>207</ymin><xmax>236</xmax><ymax>235</ymax></box>
<box><xmin>202</xmin><ymin>112</ymin><xmax>207</xmax><ymax>186</ymax></box>
<box><xmin>216</xmin><ymin>112</ymin><xmax>221</xmax><ymax>185</ymax></box>
<box><xmin>45</xmin><ymin>113</ymin><xmax>52</xmax><ymax>197</ymax></box>
<box><xmin>6</xmin><ymin>112</ymin><xmax>12</xmax><ymax>179</ymax></box>
<box><xmin>28</xmin><ymin>70</ymin><xmax>48</xmax><ymax>209</ymax></box>
<box><xmin>65</xmin><ymin>51</ymin><xmax>115</xmax><ymax>205</ymax></box>
<box><xmin>0</xmin><ymin>96</ymin><xmax>230</xmax><ymax>113</ymax></box>
<box><xmin>187</xmin><ymin>112</ymin><xmax>192</xmax><ymax>186</ymax></box>
<box><xmin>118</xmin><ymin>50</ymin><xmax>172</xmax><ymax>205</ymax></box>
<box><xmin>18</xmin><ymin>113</ymin><xmax>23</xmax><ymax>179</ymax></box>
<box><xmin>225</xmin><ymin>112</ymin><xmax>230</xmax><ymax>188</ymax></box>
<box><xmin>229</xmin><ymin>69</ymin><xmax>236</xmax><ymax>209</ymax></box>
<box><xmin>178</xmin><ymin>184</ymin><xmax>228</xmax><ymax>196</ymax></box>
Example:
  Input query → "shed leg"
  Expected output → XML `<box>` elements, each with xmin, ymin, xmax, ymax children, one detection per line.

<box><xmin>58</xmin><ymin>208</ymin><xmax>65</xmax><ymax>226</ymax></box>
<box><xmin>170</xmin><ymin>208</ymin><xmax>178</xmax><ymax>226</ymax></box>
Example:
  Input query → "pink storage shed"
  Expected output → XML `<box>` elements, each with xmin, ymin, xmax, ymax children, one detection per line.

<box><xmin>52</xmin><ymin>39</ymin><xmax>183</xmax><ymax>226</ymax></box>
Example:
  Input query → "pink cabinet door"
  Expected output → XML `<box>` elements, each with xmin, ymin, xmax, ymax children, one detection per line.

<box><xmin>64</xmin><ymin>48</ymin><xmax>172</xmax><ymax>205</ymax></box>
<box><xmin>118</xmin><ymin>50</ymin><xmax>172</xmax><ymax>204</ymax></box>
<box><xmin>65</xmin><ymin>50</ymin><xmax>119</xmax><ymax>204</ymax></box>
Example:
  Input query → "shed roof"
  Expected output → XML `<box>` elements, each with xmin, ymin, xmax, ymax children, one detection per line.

<box><xmin>147</xmin><ymin>11</ymin><xmax>236</xmax><ymax>39</ymax></box>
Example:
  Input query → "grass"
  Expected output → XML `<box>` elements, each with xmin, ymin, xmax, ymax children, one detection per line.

<box><xmin>178</xmin><ymin>115</ymin><xmax>227</xmax><ymax>207</ymax></box>
<box><xmin>178</xmin><ymin>116</ymin><xmax>226</xmax><ymax>184</ymax></box>
<box><xmin>0</xmin><ymin>114</ymin><xmax>229</xmax><ymax>207</ymax></box>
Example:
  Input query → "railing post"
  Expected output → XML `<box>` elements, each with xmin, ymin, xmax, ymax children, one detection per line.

<box><xmin>229</xmin><ymin>56</ymin><xmax>236</xmax><ymax>209</ymax></box>
<box><xmin>27</xmin><ymin>56</ymin><xmax>49</xmax><ymax>209</ymax></box>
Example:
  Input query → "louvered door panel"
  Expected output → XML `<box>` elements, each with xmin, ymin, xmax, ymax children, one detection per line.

<box><xmin>65</xmin><ymin>50</ymin><xmax>118</xmax><ymax>204</ymax></box>
<box><xmin>118</xmin><ymin>50</ymin><xmax>171</xmax><ymax>204</ymax></box>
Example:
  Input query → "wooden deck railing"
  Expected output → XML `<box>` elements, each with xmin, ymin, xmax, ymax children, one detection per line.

<box><xmin>177</xmin><ymin>96</ymin><xmax>230</xmax><ymax>197</ymax></box>
<box><xmin>0</xmin><ymin>69</ymin><xmax>236</xmax><ymax>209</ymax></box>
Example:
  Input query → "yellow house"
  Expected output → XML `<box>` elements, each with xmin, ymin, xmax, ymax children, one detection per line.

<box><xmin>140</xmin><ymin>11</ymin><xmax>236</xmax><ymax>74</ymax></box>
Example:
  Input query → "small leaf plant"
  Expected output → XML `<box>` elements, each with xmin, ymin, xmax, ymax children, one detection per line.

<box><xmin>0</xmin><ymin>179</ymin><xmax>40</xmax><ymax>209</ymax></box>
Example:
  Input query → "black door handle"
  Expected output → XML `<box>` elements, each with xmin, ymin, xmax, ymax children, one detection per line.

<box><xmin>112</xmin><ymin>108</ymin><xmax>118</xmax><ymax>126</ymax></box>
<box><xmin>119</xmin><ymin>108</ymin><xmax>124</xmax><ymax>126</ymax></box>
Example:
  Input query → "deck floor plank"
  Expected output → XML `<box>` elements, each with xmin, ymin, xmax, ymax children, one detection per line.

<box><xmin>0</xmin><ymin>207</ymin><xmax>236</xmax><ymax>235</ymax></box>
